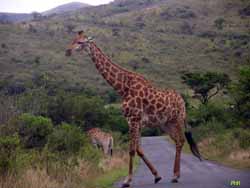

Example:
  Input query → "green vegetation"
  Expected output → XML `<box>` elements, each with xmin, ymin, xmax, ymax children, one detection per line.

<box><xmin>182</xmin><ymin>66</ymin><xmax>250</xmax><ymax>169</ymax></box>
<box><xmin>15</xmin><ymin>114</ymin><xmax>53</xmax><ymax>149</ymax></box>
<box><xmin>0</xmin><ymin>85</ymin><xmax>129</xmax><ymax>187</ymax></box>
<box><xmin>1</xmin><ymin>0</ymin><xmax>250</xmax><ymax>186</ymax></box>
<box><xmin>0</xmin><ymin>134</ymin><xmax>20</xmax><ymax>175</ymax></box>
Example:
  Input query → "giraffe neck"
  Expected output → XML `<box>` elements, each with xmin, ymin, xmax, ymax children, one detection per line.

<box><xmin>86</xmin><ymin>42</ymin><xmax>131</xmax><ymax>97</ymax></box>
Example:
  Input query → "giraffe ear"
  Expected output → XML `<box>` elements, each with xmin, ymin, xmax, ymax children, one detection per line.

<box><xmin>78</xmin><ymin>30</ymin><xmax>85</xmax><ymax>37</ymax></box>
<box><xmin>78</xmin><ymin>30</ymin><xmax>84</xmax><ymax>35</ymax></box>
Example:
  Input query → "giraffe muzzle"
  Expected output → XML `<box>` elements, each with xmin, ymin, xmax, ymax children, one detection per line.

<box><xmin>65</xmin><ymin>49</ymin><xmax>72</xmax><ymax>56</ymax></box>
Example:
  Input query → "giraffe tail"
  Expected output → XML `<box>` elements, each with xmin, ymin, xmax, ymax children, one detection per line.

<box><xmin>184</xmin><ymin>131</ymin><xmax>202</xmax><ymax>161</ymax></box>
<box><xmin>109</xmin><ymin>136</ymin><xmax>114</xmax><ymax>157</ymax></box>
<box><xmin>184</xmin><ymin>121</ymin><xmax>203</xmax><ymax>161</ymax></box>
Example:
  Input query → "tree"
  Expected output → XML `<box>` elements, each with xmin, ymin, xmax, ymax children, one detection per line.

<box><xmin>31</xmin><ymin>12</ymin><xmax>43</xmax><ymax>21</ymax></box>
<box><xmin>182</xmin><ymin>72</ymin><xmax>230</xmax><ymax>104</ymax></box>
<box><xmin>214</xmin><ymin>18</ymin><xmax>225</xmax><ymax>30</ymax></box>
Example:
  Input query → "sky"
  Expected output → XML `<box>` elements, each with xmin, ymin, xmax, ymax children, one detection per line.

<box><xmin>0</xmin><ymin>0</ymin><xmax>114</xmax><ymax>13</ymax></box>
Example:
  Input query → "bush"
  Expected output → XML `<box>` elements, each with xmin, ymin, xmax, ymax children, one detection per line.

<box><xmin>48</xmin><ymin>94</ymin><xmax>107</xmax><ymax>130</ymax></box>
<box><xmin>233</xmin><ymin>129</ymin><xmax>250</xmax><ymax>149</ymax></box>
<box><xmin>112</xmin><ymin>131</ymin><xmax>128</xmax><ymax>151</ymax></box>
<box><xmin>18</xmin><ymin>90</ymin><xmax>49</xmax><ymax>116</ymax></box>
<box><xmin>105</xmin><ymin>90</ymin><xmax>120</xmax><ymax>103</ymax></box>
<box><xmin>104</xmin><ymin>107</ymin><xmax>128</xmax><ymax>134</ymax></box>
<box><xmin>141</xmin><ymin>127</ymin><xmax>162</xmax><ymax>136</ymax></box>
<box><xmin>230</xmin><ymin>66</ymin><xmax>250</xmax><ymax>128</ymax></box>
<box><xmin>80</xmin><ymin>143</ymin><xmax>102</xmax><ymax>164</ymax></box>
<box><xmin>188</xmin><ymin>102</ymin><xmax>233</xmax><ymax>127</ymax></box>
<box><xmin>0</xmin><ymin>134</ymin><xmax>20</xmax><ymax>175</ymax></box>
<box><xmin>192</xmin><ymin>120</ymin><xmax>225</xmax><ymax>142</ymax></box>
<box><xmin>15</xmin><ymin>114</ymin><xmax>53</xmax><ymax>149</ymax></box>
<box><xmin>48</xmin><ymin>123</ymin><xmax>85</xmax><ymax>155</ymax></box>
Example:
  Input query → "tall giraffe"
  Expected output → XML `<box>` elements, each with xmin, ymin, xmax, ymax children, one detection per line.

<box><xmin>65</xmin><ymin>31</ymin><xmax>202</xmax><ymax>188</ymax></box>
<box><xmin>87</xmin><ymin>128</ymin><xmax>113</xmax><ymax>156</ymax></box>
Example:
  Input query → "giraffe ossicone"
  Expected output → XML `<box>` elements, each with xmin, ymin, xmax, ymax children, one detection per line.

<box><xmin>66</xmin><ymin>31</ymin><xmax>202</xmax><ymax>187</ymax></box>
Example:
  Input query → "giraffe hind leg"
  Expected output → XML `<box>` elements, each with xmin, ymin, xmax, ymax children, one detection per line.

<box><xmin>162</xmin><ymin>122</ymin><xmax>185</xmax><ymax>183</ymax></box>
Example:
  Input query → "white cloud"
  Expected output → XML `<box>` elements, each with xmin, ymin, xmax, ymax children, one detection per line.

<box><xmin>0</xmin><ymin>0</ymin><xmax>114</xmax><ymax>13</ymax></box>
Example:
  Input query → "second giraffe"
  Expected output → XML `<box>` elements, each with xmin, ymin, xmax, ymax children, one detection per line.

<box><xmin>87</xmin><ymin>128</ymin><xmax>113</xmax><ymax>156</ymax></box>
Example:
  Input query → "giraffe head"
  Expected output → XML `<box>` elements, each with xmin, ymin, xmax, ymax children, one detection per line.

<box><xmin>65</xmin><ymin>30</ymin><xmax>91</xmax><ymax>56</ymax></box>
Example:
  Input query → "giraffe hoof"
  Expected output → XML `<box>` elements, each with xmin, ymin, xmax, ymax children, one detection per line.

<box><xmin>154</xmin><ymin>176</ymin><xmax>162</xmax><ymax>184</ymax></box>
<box><xmin>121</xmin><ymin>183</ymin><xmax>130</xmax><ymax>188</ymax></box>
<box><xmin>171</xmin><ymin>178</ymin><xmax>178</xmax><ymax>183</ymax></box>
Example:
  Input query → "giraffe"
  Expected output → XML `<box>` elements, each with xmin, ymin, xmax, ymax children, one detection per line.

<box><xmin>65</xmin><ymin>31</ymin><xmax>202</xmax><ymax>187</ymax></box>
<box><xmin>87</xmin><ymin>128</ymin><xmax>114</xmax><ymax>156</ymax></box>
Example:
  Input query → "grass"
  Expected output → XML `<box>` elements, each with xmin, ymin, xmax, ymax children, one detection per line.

<box><xmin>196</xmin><ymin>132</ymin><xmax>250</xmax><ymax>170</ymax></box>
<box><xmin>166</xmin><ymin>131</ymin><xmax>250</xmax><ymax>170</ymax></box>
<box><xmin>86</xmin><ymin>166</ymin><xmax>127</xmax><ymax>188</ymax></box>
<box><xmin>85</xmin><ymin>154</ymin><xmax>139</xmax><ymax>188</ymax></box>
<box><xmin>0</xmin><ymin>151</ymin><xmax>140</xmax><ymax>188</ymax></box>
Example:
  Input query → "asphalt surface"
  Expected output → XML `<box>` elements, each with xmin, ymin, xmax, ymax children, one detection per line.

<box><xmin>115</xmin><ymin>136</ymin><xmax>250</xmax><ymax>188</ymax></box>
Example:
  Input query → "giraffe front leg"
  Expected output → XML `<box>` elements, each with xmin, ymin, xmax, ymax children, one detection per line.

<box><xmin>136</xmin><ymin>146</ymin><xmax>162</xmax><ymax>184</ymax></box>
<box><xmin>122</xmin><ymin>150</ymin><xmax>135</xmax><ymax>188</ymax></box>
<box><xmin>122</xmin><ymin>121</ymin><xmax>139</xmax><ymax>188</ymax></box>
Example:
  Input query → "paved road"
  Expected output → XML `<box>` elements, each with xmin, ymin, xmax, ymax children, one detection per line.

<box><xmin>115</xmin><ymin>136</ymin><xmax>250</xmax><ymax>188</ymax></box>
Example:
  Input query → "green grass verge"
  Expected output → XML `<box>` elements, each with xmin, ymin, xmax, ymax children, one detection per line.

<box><xmin>165</xmin><ymin>133</ymin><xmax>250</xmax><ymax>169</ymax></box>
<box><xmin>86</xmin><ymin>156</ymin><xmax>140</xmax><ymax>188</ymax></box>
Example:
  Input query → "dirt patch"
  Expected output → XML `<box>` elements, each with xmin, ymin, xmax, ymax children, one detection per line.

<box><xmin>229</xmin><ymin>150</ymin><xmax>250</xmax><ymax>161</ymax></box>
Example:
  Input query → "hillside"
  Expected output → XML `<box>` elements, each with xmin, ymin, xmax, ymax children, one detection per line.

<box><xmin>0</xmin><ymin>0</ymin><xmax>249</xmax><ymax>94</ymax></box>
<box><xmin>0</xmin><ymin>2</ymin><xmax>90</xmax><ymax>23</ymax></box>
<box><xmin>0</xmin><ymin>12</ymin><xmax>32</xmax><ymax>23</ymax></box>
<box><xmin>43</xmin><ymin>2</ymin><xmax>90</xmax><ymax>15</ymax></box>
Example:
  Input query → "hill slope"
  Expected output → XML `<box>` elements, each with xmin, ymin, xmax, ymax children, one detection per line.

<box><xmin>0</xmin><ymin>0</ymin><xmax>249</xmax><ymax>94</ymax></box>
<box><xmin>0</xmin><ymin>13</ymin><xmax>32</xmax><ymax>23</ymax></box>
<box><xmin>0</xmin><ymin>2</ymin><xmax>90</xmax><ymax>23</ymax></box>
<box><xmin>43</xmin><ymin>2</ymin><xmax>90</xmax><ymax>15</ymax></box>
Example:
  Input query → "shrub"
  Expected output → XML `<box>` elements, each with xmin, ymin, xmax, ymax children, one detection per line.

<box><xmin>214</xmin><ymin>18</ymin><xmax>225</xmax><ymax>30</ymax></box>
<box><xmin>15</xmin><ymin>114</ymin><xmax>53</xmax><ymax>149</ymax></box>
<box><xmin>0</xmin><ymin>134</ymin><xmax>20</xmax><ymax>175</ymax></box>
<box><xmin>48</xmin><ymin>123</ymin><xmax>85</xmax><ymax>155</ymax></box>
